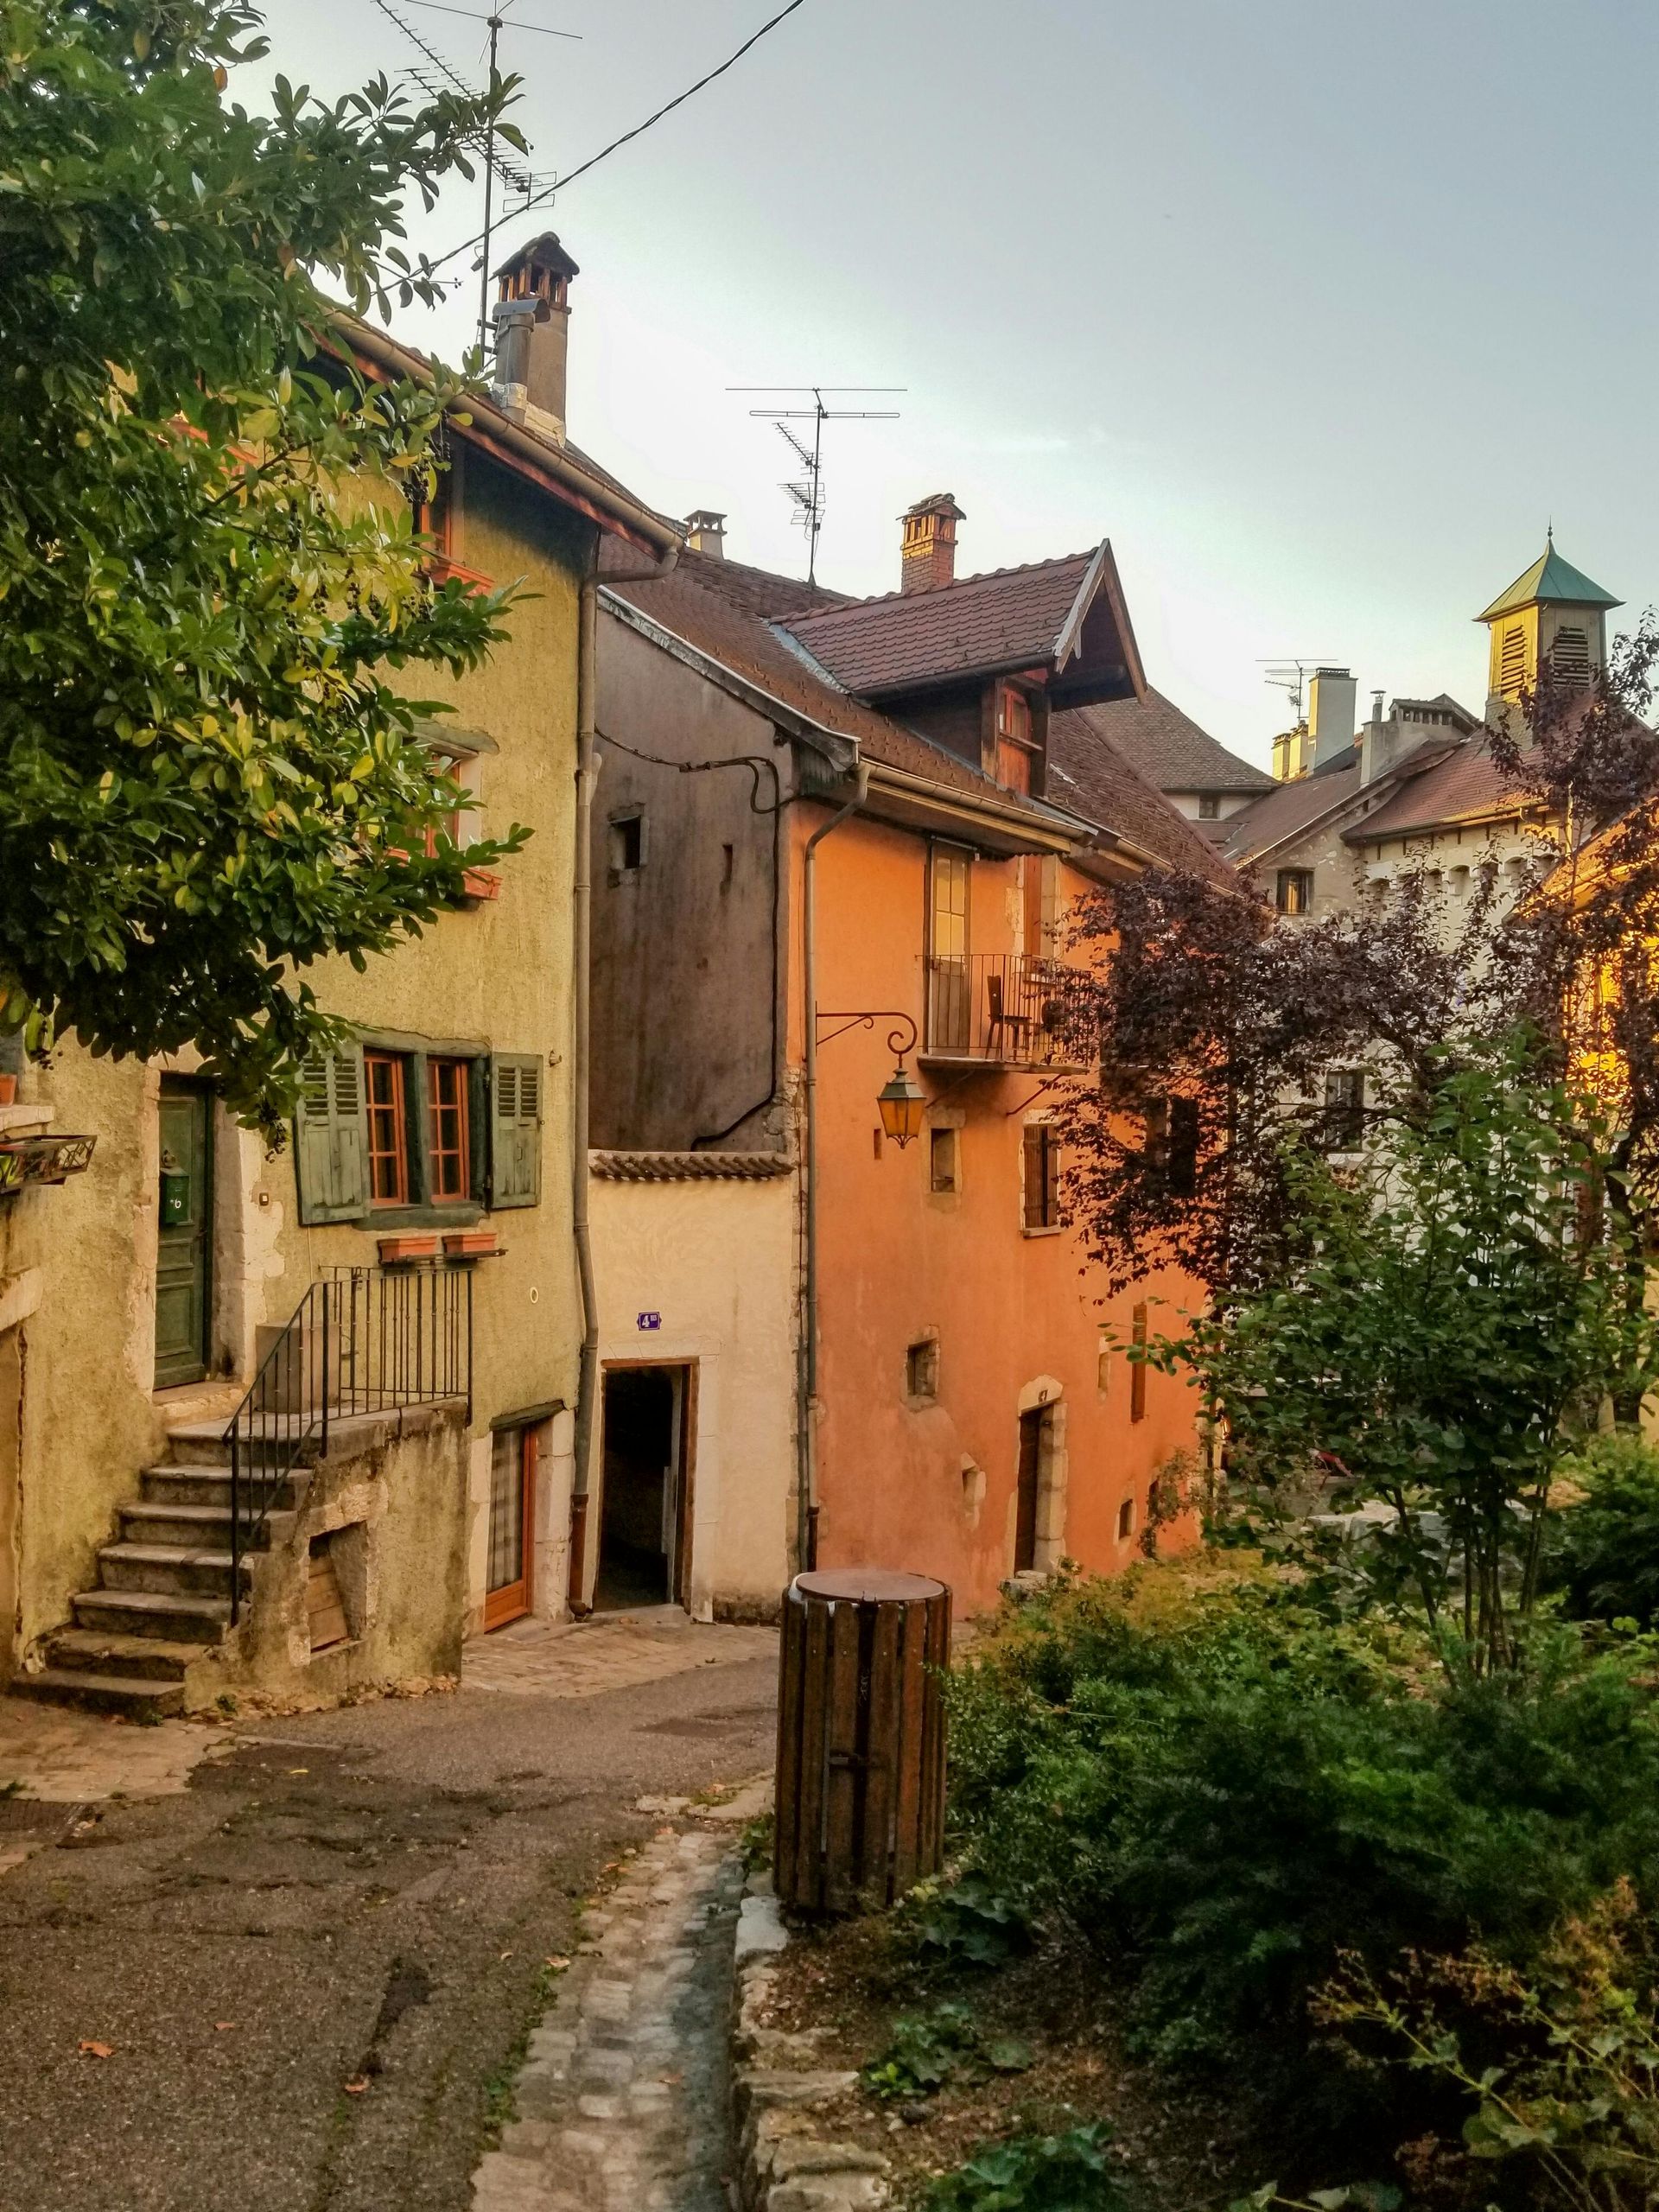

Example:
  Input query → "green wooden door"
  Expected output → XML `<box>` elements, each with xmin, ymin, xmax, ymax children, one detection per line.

<box><xmin>155</xmin><ymin>1082</ymin><xmax>212</xmax><ymax>1389</ymax></box>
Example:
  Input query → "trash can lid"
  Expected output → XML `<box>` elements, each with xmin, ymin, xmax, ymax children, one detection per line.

<box><xmin>793</xmin><ymin>1569</ymin><xmax>946</xmax><ymax>1605</ymax></box>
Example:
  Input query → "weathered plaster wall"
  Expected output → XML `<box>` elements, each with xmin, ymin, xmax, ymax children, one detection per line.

<box><xmin>590</xmin><ymin>613</ymin><xmax>785</xmax><ymax>1152</ymax></box>
<box><xmin>794</xmin><ymin>805</ymin><xmax>1205</xmax><ymax>1618</ymax></box>
<box><xmin>182</xmin><ymin>1402</ymin><xmax>470</xmax><ymax>1710</ymax></box>
<box><xmin>589</xmin><ymin>1170</ymin><xmax>797</xmax><ymax>1621</ymax></box>
<box><xmin>1</xmin><ymin>445</ymin><xmax>592</xmax><ymax>1668</ymax></box>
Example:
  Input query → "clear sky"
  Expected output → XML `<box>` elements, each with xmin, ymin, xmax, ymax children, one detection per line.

<box><xmin>245</xmin><ymin>0</ymin><xmax>1657</xmax><ymax>766</ymax></box>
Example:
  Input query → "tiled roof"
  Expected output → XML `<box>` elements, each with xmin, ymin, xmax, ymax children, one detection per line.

<box><xmin>1084</xmin><ymin>689</ymin><xmax>1273</xmax><ymax>795</ymax></box>
<box><xmin>1048</xmin><ymin>708</ymin><xmax>1241</xmax><ymax>889</ymax></box>
<box><xmin>1342</xmin><ymin>745</ymin><xmax>1522</xmax><ymax>842</ymax></box>
<box><xmin>1217</xmin><ymin>758</ymin><xmax>1368</xmax><ymax>863</ymax></box>
<box><xmin>605</xmin><ymin>552</ymin><xmax>1028</xmax><ymax>802</ymax></box>
<box><xmin>785</xmin><ymin>550</ymin><xmax>1103</xmax><ymax>696</ymax></box>
<box><xmin>590</xmin><ymin>1149</ymin><xmax>792</xmax><ymax>1182</ymax></box>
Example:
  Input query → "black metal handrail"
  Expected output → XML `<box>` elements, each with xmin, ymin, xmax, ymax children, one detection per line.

<box><xmin>921</xmin><ymin>951</ymin><xmax>1096</xmax><ymax>1068</ymax></box>
<box><xmin>224</xmin><ymin>1264</ymin><xmax>474</xmax><ymax>1623</ymax></box>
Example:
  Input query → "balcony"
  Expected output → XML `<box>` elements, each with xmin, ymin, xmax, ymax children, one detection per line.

<box><xmin>921</xmin><ymin>953</ymin><xmax>1096</xmax><ymax>1071</ymax></box>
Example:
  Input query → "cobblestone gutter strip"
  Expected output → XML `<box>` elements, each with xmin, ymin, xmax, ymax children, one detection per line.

<box><xmin>732</xmin><ymin>1883</ymin><xmax>893</xmax><ymax>2211</ymax></box>
<box><xmin>470</xmin><ymin>1818</ymin><xmax>744</xmax><ymax>2212</ymax></box>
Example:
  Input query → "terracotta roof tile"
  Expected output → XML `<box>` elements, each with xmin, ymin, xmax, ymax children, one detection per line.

<box><xmin>1084</xmin><ymin>689</ymin><xmax>1273</xmax><ymax>796</ymax></box>
<box><xmin>590</xmin><ymin>1149</ymin><xmax>792</xmax><ymax>1182</ymax></box>
<box><xmin>1342</xmin><ymin>745</ymin><xmax>1521</xmax><ymax>841</ymax></box>
<box><xmin>1048</xmin><ymin>707</ymin><xmax>1241</xmax><ymax>888</ymax></box>
<box><xmin>785</xmin><ymin>550</ymin><xmax>1103</xmax><ymax>696</ymax></box>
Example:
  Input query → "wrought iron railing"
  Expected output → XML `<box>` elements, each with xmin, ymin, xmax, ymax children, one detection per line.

<box><xmin>921</xmin><ymin>952</ymin><xmax>1096</xmax><ymax>1068</ymax></box>
<box><xmin>223</xmin><ymin>1264</ymin><xmax>474</xmax><ymax>1623</ymax></box>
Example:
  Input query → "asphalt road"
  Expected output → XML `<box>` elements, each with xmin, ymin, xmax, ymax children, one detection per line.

<box><xmin>0</xmin><ymin>1649</ymin><xmax>777</xmax><ymax>2212</ymax></box>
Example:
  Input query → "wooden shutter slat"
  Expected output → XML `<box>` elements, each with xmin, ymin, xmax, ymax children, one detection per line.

<box><xmin>490</xmin><ymin>1052</ymin><xmax>543</xmax><ymax>1209</ymax></box>
<box><xmin>294</xmin><ymin>1043</ymin><xmax>368</xmax><ymax>1224</ymax></box>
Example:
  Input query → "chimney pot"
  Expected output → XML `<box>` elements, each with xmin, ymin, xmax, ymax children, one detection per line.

<box><xmin>684</xmin><ymin>510</ymin><xmax>728</xmax><ymax>559</ymax></box>
<box><xmin>899</xmin><ymin>493</ymin><xmax>966</xmax><ymax>594</ymax></box>
<box><xmin>489</xmin><ymin>232</ymin><xmax>578</xmax><ymax>444</ymax></box>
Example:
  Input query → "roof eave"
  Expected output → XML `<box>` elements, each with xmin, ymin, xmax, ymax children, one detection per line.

<box><xmin>334</xmin><ymin>313</ymin><xmax>682</xmax><ymax>563</ymax></box>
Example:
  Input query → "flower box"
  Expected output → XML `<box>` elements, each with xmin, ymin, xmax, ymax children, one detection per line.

<box><xmin>376</xmin><ymin>1233</ymin><xmax>439</xmax><ymax>1267</ymax></box>
<box><xmin>442</xmin><ymin>1230</ymin><xmax>499</xmax><ymax>1262</ymax></box>
<box><xmin>0</xmin><ymin>1133</ymin><xmax>96</xmax><ymax>1191</ymax></box>
<box><xmin>461</xmin><ymin>867</ymin><xmax>501</xmax><ymax>902</ymax></box>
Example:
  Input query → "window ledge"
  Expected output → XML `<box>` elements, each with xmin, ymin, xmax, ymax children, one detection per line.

<box><xmin>1020</xmin><ymin>1224</ymin><xmax>1065</xmax><ymax>1239</ymax></box>
<box><xmin>362</xmin><ymin>1202</ymin><xmax>486</xmax><ymax>1233</ymax></box>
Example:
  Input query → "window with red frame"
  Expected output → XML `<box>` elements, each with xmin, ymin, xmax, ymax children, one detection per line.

<box><xmin>365</xmin><ymin>1052</ymin><xmax>410</xmax><ymax>1205</ymax></box>
<box><xmin>995</xmin><ymin>684</ymin><xmax>1036</xmax><ymax>794</ymax></box>
<box><xmin>426</xmin><ymin>1057</ymin><xmax>471</xmax><ymax>1201</ymax></box>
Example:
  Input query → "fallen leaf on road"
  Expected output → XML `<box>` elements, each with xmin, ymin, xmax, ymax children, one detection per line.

<box><xmin>286</xmin><ymin>1768</ymin><xmax>308</xmax><ymax>1777</ymax></box>
<box><xmin>344</xmin><ymin>2077</ymin><xmax>370</xmax><ymax>2095</ymax></box>
<box><xmin>214</xmin><ymin>2023</ymin><xmax>236</xmax><ymax>2032</ymax></box>
<box><xmin>499</xmin><ymin>1950</ymin><xmax>513</xmax><ymax>1961</ymax></box>
<box><xmin>78</xmin><ymin>2041</ymin><xmax>113</xmax><ymax>2058</ymax></box>
<box><xmin>658</xmin><ymin>2070</ymin><xmax>683</xmax><ymax>2085</ymax></box>
<box><xmin>544</xmin><ymin>1956</ymin><xmax>569</xmax><ymax>1971</ymax></box>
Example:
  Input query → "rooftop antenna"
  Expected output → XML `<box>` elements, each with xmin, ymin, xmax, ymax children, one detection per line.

<box><xmin>729</xmin><ymin>385</ymin><xmax>904</xmax><ymax>586</ymax></box>
<box><xmin>366</xmin><ymin>0</ymin><xmax>579</xmax><ymax>346</ymax></box>
<box><xmin>1258</xmin><ymin>656</ymin><xmax>1335</xmax><ymax>726</ymax></box>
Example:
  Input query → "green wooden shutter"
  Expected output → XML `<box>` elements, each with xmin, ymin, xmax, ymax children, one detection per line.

<box><xmin>490</xmin><ymin>1053</ymin><xmax>543</xmax><ymax>1209</ymax></box>
<box><xmin>294</xmin><ymin>1045</ymin><xmax>368</xmax><ymax>1224</ymax></box>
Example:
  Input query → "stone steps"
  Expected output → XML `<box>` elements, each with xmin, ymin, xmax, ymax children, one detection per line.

<box><xmin>96</xmin><ymin>1541</ymin><xmax>247</xmax><ymax>1599</ymax></box>
<box><xmin>117</xmin><ymin>1499</ymin><xmax>283</xmax><ymax>1551</ymax></box>
<box><xmin>41</xmin><ymin>1625</ymin><xmax>204</xmax><ymax>1681</ymax></box>
<box><xmin>9</xmin><ymin>1667</ymin><xmax>185</xmax><ymax>1719</ymax></box>
<box><xmin>138</xmin><ymin>1463</ymin><xmax>303</xmax><ymax>1512</ymax></box>
<box><xmin>69</xmin><ymin>1585</ymin><xmax>232</xmax><ymax>1643</ymax></box>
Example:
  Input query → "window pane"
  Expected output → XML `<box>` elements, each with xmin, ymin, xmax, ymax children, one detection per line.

<box><xmin>427</xmin><ymin>1057</ymin><xmax>470</xmax><ymax>1201</ymax></box>
<box><xmin>487</xmin><ymin>1428</ymin><xmax>524</xmax><ymax>1592</ymax></box>
<box><xmin>365</xmin><ymin>1053</ymin><xmax>408</xmax><ymax>1204</ymax></box>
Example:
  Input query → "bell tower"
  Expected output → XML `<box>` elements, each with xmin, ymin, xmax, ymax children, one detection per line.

<box><xmin>1478</xmin><ymin>534</ymin><xmax>1620</xmax><ymax>711</ymax></box>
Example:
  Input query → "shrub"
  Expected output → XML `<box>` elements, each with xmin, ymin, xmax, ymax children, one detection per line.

<box><xmin>1547</xmin><ymin>1434</ymin><xmax>1659</xmax><ymax>1630</ymax></box>
<box><xmin>920</xmin><ymin>2123</ymin><xmax>1128</xmax><ymax>2210</ymax></box>
<box><xmin>946</xmin><ymin>1568</ymin><xmax>1659</xmax><ymax>2082</ymax></box>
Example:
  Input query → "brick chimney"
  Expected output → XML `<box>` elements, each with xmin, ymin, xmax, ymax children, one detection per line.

<box><xmin>684</xmin><ymin>510</ymin><xmax>728</xmax><ymax>559</ymax></box>
<box><xmin>490</xmin><ymin>232</ymin><xmax>579</xmax><ymax>444</ymax></box>
<box><xmin>899</xmin><ymin>493</ymin><xmax>966</xmax><ymax>594</ymax></box>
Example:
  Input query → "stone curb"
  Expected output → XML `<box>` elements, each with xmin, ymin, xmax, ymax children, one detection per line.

<box><xmin>730</xmin><ymin>1874</ymin><xmax>892</xmax><ymax>2211</ymax></box>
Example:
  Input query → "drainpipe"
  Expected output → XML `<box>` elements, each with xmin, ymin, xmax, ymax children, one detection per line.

<box><xmin>569</xmin><ymin>546</ymin><xmax>676</xmax><ymax>1613</ymax></box>
<box><xmin>798</xmin><ymin>766</ymin><xmax>870</xmax><ymax>1575</ymax></box>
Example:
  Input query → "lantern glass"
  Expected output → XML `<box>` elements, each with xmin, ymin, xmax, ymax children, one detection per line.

<box><xmin>878</xmin><ymin>1063</ymin><xmax>927</xmax><ymax>1147</ymax></box>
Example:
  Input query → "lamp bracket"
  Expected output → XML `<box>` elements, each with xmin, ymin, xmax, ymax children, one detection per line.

<box><xmin>815</xmin><ymin>1009</ymin><xmax>919</xmax><ymax>1059</ymax></box>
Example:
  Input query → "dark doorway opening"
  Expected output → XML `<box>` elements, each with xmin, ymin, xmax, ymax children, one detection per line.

<box><xmin>1014</xmin><ymin>1407</ymin><xmax>1043</xmax><ymax>1573</ymax></box>
<box><xmin>596</xmin><ymin>1364</ymin><xmax>693</xmax><ymax>1613</ymax></box>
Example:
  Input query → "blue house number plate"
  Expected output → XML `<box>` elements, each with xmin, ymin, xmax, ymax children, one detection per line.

<box><xmin>636</xmin><ymin>1312</ymin><xmax>662</xmax><ymax>1332</ymax></box>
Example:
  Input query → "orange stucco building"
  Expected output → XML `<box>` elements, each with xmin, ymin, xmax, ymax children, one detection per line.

<box><xmin>587</xmin><ymin>500</ymin><xmax>1231</xmax><ymax>1618</ymax></box>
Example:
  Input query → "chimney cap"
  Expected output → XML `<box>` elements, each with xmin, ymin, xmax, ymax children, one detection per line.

<box><xmin>493</xmin><ymin>231</ymin><xmax>580</xmax><ymax>286</ymax></box>
<box><xmin>685</xmin><ymin>508</ymin><xmax>728</xmax><ymax>531</ymax></box>
<box><xmin>899</xmin><ymin>492</ymin><xmax>965</xmax><ymax>524</ymax></box>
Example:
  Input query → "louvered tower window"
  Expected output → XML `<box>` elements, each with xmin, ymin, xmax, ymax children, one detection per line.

<box><xmin>1498</xmin><ymin>624</ymin><xmax>1528</xmax><ymax>697</ymax></box>
<box><xmin>1550</xmin><ymin>626</ymin><xmax>1591</xmax><ymax>684</ymax></box>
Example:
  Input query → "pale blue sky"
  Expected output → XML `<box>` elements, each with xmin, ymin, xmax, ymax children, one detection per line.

<box><xmin>249</xmin><ymin>0</ymin><xmax>1657</xmax><ymax>764</ymax></box>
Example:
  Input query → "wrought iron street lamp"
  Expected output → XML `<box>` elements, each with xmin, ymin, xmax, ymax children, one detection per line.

<box><xmin>814</xmin><ymin>1010</ymin><xmax>925</xmax><ymax>1148</ymax></box>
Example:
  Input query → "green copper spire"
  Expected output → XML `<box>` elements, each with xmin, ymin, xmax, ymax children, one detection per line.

<box><xmin>1478</xmin><ymin>539</ymin><xmax>1622</xmax><ymax>624</ymax></box>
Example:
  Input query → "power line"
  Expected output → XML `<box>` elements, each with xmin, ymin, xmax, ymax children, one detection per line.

<box><xmin>423</xmin><ymin>0</ymin><xmax>812</xmax><ymax>279</ymax></box>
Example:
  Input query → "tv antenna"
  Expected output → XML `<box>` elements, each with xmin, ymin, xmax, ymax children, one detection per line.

<box><xmin>1258</xmin><ymin>656</ymin><xmax>1335</xmax><ymax>725</ymax></box>
<box><xmin>365</xmin><ymin>0</ymin><xmax>579</xmax><ymax>346</ymax></box>
<box><xmin>729</xmin><ymin>386</ymin><xmax>904</xmax><ymax>586</ymax></box>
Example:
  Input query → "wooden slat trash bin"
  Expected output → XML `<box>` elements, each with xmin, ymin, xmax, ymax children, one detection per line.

<box><xmin>774</xmin><ymin>1568</ymin><xmax>950</xmax><ymax>1913</ymax></box>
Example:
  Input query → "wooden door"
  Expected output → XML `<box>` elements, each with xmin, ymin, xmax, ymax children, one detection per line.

<box><xmin>155</xmin><ymin>1080</ymin><xmax>212</xmax><ymax>1389</ymax></box>
<box><xmin>1014</xmin><ymin>1408</ymin><xmax>1042</xmax><ymax>1573</ymax></box>
<box><xmin>485</xmin><ymin>1424</ymin><xmax>536</xmax><ymax>1629</ymax></box>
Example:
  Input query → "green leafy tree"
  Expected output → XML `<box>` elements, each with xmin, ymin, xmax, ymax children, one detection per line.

<box><xmin>1147</xmin><ymin>1034</ymin><xmax>1659</xmax><ymax>1674</ymax></box>
<box><xmin>0</xmin><ymin>0</ymin><xmax>531</xmax><ymax>1132</ymax></box>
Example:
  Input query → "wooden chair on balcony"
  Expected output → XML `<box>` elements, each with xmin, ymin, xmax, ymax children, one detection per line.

<box><xmin>984</xmin><ymin>969</ymin><xmax>1039</xmax><ymax>1062</ymax></box>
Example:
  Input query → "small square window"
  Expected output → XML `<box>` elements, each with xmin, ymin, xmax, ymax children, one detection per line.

<box><xmin>1323</xmin><ymin>1068</ymin><xmax>1365</xmax><ymax>1153</ymax></box>
<box><xmin>1275</xmin><ymin>868</ymin><xmax>1314</xmax><ymax>915</ymax></box>
<box><xmin>1116</xmin><ymin>1497</ymin><xmax>1135</xmax><ymax>1541</ymax></box>
<box><xmin>608</xmin><ymin>811</ymin><xmax>645</xmax><ymax>876</ymax></box>
<box><xmin>929</xmin><ymin>1126</ymin><xmax>958</xmax><ymax>1193</ymax></box>
<box><xmin>1198</xmin><ymin>793</ymin><xmax>1220</xmax><ymax>821</ymax></box>
<box><xmin>906</xmin><ymin>1338</ymin><xmax>939</xmax><ymax>1402</ymax></box>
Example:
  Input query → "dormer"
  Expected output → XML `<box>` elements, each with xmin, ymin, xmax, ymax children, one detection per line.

<box><xmin>1478</xmin><ymin>537</ymin><xmax>1620</xmax><ymax>708</ymax></box>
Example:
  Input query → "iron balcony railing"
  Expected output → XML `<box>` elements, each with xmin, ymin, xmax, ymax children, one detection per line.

<box><xmin>222</xmin><ymin>1264</ymin><xmax>473</xmax><ymax>1623</ymax></box>
<box><xmin>921</xmin><ymin>952</ymin><xmax>1097</xmax><ymax>1070</ymax></box>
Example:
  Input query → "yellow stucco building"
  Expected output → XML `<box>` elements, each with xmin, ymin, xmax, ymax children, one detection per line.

<box><xmin>0</xmin><ymin>239</ymin><xmax>679</xmax><ymax>1713</ymax></box>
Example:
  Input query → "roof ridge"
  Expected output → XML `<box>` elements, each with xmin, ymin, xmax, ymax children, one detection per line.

<box><xmin>790</xmin><ymin>546</ymin><xmax>1101</xmax><ymax>625</ymax></box>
